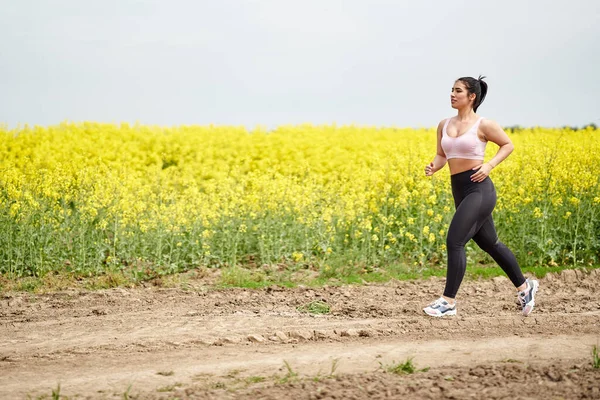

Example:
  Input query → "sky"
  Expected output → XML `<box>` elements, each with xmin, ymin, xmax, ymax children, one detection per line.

<box><xmin>1</xmin><ymin>0</ymin><xmax>599</xmax><ymax>129</ymax></box>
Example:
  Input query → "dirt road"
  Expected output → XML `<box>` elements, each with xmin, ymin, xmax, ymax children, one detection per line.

<box><xmin>1</xmin><ymin>269</ymin><xmax>599</xmax><ymax>399</ymax></box>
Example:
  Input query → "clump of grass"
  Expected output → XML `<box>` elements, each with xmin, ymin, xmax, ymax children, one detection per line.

<box><xmin>278</xmin><ymin>360</ymin><xmax>299</xmax><ymax>384</ymax></box>
<box><xmin>16</xmin><ymin>277</ymin><xmax>43</xmax><ymax>293</ymax></box>
<box><xmin>312</xmin><ymin>358</ymin><xmax>341</xmax><ymax>382</ymax></box>
<box><xmin>593</xmin><ymin>345</ymin><xmax>600</xmax><ymax>369</ymax></box>
<box><xmin>156</xmin><ymin>370</ymin><xmax>175</xmax><ymax>376</ymax></box>
<box><xmin>224</xmin><ymin>369</ymin><xmax>244</xmax><ymax>378</ymax></box>
<box><xmin>123</xmin><ymin>384</ymin><xmax>133</xmax><ymax>400</ymax></box>
<box><xmin>329</xmin><ymin>358</ymin><xmax>340</xmax><ymax>376</ymax></box>
<box><xmin>210</xmin><ymin>381</ymin><xmax>226</xmax><ymax>389</ymax></box>
<box><xmin>51</xmin><ymin>384</ymin><xmax>61</xmax><ymax>400</ymax></box>
<box><xmin>219</xmin><ymin>266</ymin><xmax>269</xmax><ymax>289</ymax></box>
<box><xmin>156</xmin><ymin>383</ymin><xmax>181</xmax><ymax>392</ymax></box>
<box><xmin>380</xmin><ymin>357</ymin><xmax>429</xmax><ymax>375</ymax></box>
<box><xmin>245</xmin><ymin>376</ymin><xmax>266</xmax><ymax>384</ymax></box>
<box><xmin>296</xmin><ymin>300</ymin><xmax>330</xmax><ymax>315</ymax></box>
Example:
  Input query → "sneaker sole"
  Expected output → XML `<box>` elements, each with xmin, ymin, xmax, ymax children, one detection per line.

<box><xmin>424</xmin><ymin>309</ymin><xmax>457</xmax><ymax>317</ymax></box>
<box><xmin>522</xmin><ymin>280</ymin><xmax>539</xmax><ymax>316</ymax></box>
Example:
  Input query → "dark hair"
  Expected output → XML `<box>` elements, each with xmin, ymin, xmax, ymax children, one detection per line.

<box><xmin>456</xmin><ymin>75</ymin><xmax>488</xmax><ymax>112</ymax></box>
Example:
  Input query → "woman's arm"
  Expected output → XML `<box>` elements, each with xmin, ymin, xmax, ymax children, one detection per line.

<box><xmin>470</xmin><ymin>119</ymin><xmax>514</xmax><ymax>182</ymax></box>
<box><xmin>425</xmin><ymin>119</ymin><xmax>447</xmax><ymax>176</ymax></box>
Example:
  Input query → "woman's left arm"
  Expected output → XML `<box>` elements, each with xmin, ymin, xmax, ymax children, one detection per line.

<box><xmin>471</xmin><ymin>119</ymin><xmax>514</xmax><ymax>182</ymax></box>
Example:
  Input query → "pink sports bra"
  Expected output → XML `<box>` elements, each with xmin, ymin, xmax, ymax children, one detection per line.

<box><xmin>441</xmin><ymin>117</ymin><xmax>487</xmax><ymax>160</ymax></box>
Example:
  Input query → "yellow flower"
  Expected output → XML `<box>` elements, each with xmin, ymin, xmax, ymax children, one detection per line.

<box><xmin>292</xmin><ymin>252</ymin><xmax>304</xmax><ymax>262</ymax></box>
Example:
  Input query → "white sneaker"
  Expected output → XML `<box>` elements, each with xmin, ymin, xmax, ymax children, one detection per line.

<box><xmin>517</xmin><ymin>279</ymin><xmax>539</xmax><ymax>316</ymax></box>
<box><xmin>423</xmin><ymin>297</ymin><xmax>457</xmax><ymax>317</ymax></box>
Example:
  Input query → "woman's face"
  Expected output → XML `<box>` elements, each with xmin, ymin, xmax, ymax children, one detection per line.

<box><xmin>450</xmin><ymin>81</ymin><xmax>475</xmax><ymax>110</ymax></box>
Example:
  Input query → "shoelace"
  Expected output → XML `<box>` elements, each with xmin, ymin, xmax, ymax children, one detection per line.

<box><xmin>429</xmin><ymin>298</ymin><xmax>454</xmax><ymax>310</ymax></box>
<box><xmin>430</xmin><ymin>299</ymin><xmax>445</xmax><ymax>307</ymax></box>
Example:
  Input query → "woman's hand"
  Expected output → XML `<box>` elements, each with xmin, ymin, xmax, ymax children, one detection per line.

<box><xmin>425</xmin><ymin>162</ymin><xmax>435</xmax><ymax>176</ymax></box>
<box><xmin>471</xmin><ymin>163</ymin><xmax>493</xmax><ymax>182</ymax></box>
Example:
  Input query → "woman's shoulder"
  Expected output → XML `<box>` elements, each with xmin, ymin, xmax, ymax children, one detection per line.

<box><xmin>437</xmin><ymin>117</ymin><xmax>452</xmax><ymax>128</ymax></box>
<box><xmin>479</xmin><ymin>117</ymin><xmax>501</xmax><ymax>130</ymax></box>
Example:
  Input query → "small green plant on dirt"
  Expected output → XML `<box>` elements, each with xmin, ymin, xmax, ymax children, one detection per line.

<box><xmin>329</xmin><ymin>358</ymin><xmax>340</xmax><ymax>376</ymax></box>
<box><xmin>220</xmin><ymin>266</ymin><xmax>268</xmax><ymax>289</ymax></box>
<box><xmin>156</xmin><ymin>383</ymin><xmax>182</xmax><ymax>392</ymax></box>
<box><xmin>51</xmin><ymin>384</ymin><xmax>61</xmax><ymax>400</ymax></box>
<box><xmin>210</xmin><ymin>381</ymin><xmax>226</xmax><ymax>389</ymax></box>
<box><xmin>122</xmin><ymin>384</ymin><xmax>133</xmax><ymax>400</ymax></box>
<box><xmin>380</xmin><ymin>357</ymin><xmax>429</xmax><ymax>375</ymax></box>
<box><xmin>17</xmin><ymin>278</ymin><xmax>43</xmax><ymax>293</ymax></box>
<box><xmin>312</xmin><ymin>358</ymin><xmax>341</xmax><ymax>382</ymax></box>
<box><xmin>278</xmin><ymin>360</ymin><xmax>299</xmax><ymax>384</ymax></box>
<box><xmin>156</xmin><ymin>370</ymin><xmax>175</xmax><ymax>376</ymax></box>
<box><xmin>593</xmin><ymin>345</ymin><xmax>600</xmax><ymax>368</ymax></box>
<box><xmin>296</xmin><ymin>300</ymin><xmax>330</xmax><ymax>314</ymax></box>
<box><xmin>244</xmin><ymin>376</ymin><xmax>266</xmax><ymax>384</ymax></box>
<box><xmin>224</xmin><ymin>368</ymin><xmax>245</xmax><ymax>378</ymax></box>
<box><xmin>30</xmin><ymin>384</ymin><xmax>65</xmax><ymax>400</ymax></box>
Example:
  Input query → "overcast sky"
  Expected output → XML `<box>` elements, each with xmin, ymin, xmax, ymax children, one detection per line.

<box><xmin>1</xmin><ymin>0</ymin><xmax>598</xmax><ymax>129</ymax></box>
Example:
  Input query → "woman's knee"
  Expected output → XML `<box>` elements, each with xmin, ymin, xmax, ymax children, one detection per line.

<box><xmin>446</xmin><ymin>235</ymin><xmax>465</xmax><ymax>250</ymax></box>
<box><xmin>474</xmin><ymin>236</ymin><xmax>500</xmax><ymax>254</ymax></box>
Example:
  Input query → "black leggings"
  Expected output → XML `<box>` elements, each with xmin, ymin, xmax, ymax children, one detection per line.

<box><xmin>443</xmin><ymin>170</ymin><xmax>526</xmax><ymax>298</ymax></box>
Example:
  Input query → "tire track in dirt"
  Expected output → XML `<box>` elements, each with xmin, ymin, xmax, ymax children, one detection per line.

<box><xmin>1</xmin><ymin>311</ymin><xmax>599</xmax><ymax>362</ymax></box>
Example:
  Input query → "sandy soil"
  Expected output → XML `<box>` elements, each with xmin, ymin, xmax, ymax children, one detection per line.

<box><xmin>1</xmin><ymin>269</ymin><xmax>599</xmax><ymax>399</ymax></box>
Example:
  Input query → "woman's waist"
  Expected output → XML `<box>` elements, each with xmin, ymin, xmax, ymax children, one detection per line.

<box><xmin>450</xmin><ymin>168</ymin><xmax>493</xmax><ymax>188</ymax></box>
<box><xmin>448</xmin><ymin>159</ymin><xmax>483</xmax><ymax>175</ymax></box>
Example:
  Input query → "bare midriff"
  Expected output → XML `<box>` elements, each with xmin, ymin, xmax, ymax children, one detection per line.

<box><xmin>448</xmin><ymin>159</ymin><xmax>483</xmax><ymax>175</ymax></box>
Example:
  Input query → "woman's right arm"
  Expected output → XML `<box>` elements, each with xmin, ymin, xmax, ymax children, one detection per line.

<box><xmin>425</xmin><ymin>119</ymin><xmax>447</xmax><ymax>176</ymax></box>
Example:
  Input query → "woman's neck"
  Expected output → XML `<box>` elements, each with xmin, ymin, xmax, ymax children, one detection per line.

<box><xmin>456</xmin><ymin>108</ymin><xmax>476</xmax><ymax>122</ymax></box>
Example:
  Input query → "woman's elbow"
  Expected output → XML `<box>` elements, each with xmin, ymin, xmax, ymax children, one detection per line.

<box><xmin>503</xmin><ymin>142</ymin><xmax>514</xmax><ymax>154</ymax></box>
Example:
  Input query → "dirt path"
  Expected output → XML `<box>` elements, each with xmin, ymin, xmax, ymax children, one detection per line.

<box><xmin>1</xmin><ymin>269</ymin><xmax>599</xmax><ymax>399</ymax></box>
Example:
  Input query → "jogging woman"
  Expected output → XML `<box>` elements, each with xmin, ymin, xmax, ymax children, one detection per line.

<box><xmin>423</xmin><ymin>75</ymin><xmax>538</xmax><ymax>317</ymax></box>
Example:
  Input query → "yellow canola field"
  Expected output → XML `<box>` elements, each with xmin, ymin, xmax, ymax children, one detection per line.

<box><xmin>0</xmin><ymin>122</ymin><xmax>598</xmax><ymax>277</ymax></box>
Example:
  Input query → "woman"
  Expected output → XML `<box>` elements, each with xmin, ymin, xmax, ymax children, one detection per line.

<box><xmin>423</xmin><ymin>75</ymin><xmax>538</xmax><ymax>317</ymax></box>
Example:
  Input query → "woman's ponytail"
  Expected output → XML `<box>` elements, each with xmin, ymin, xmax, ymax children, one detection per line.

<box><xmin>457</xmin><ymin>75</ymin><xmax>488</xmax><ymax>112</ymax></box>
<box><xmin>475</xmin><ymin>75</ymin><xmax>488</xmax><ymax>112</ymax></box>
